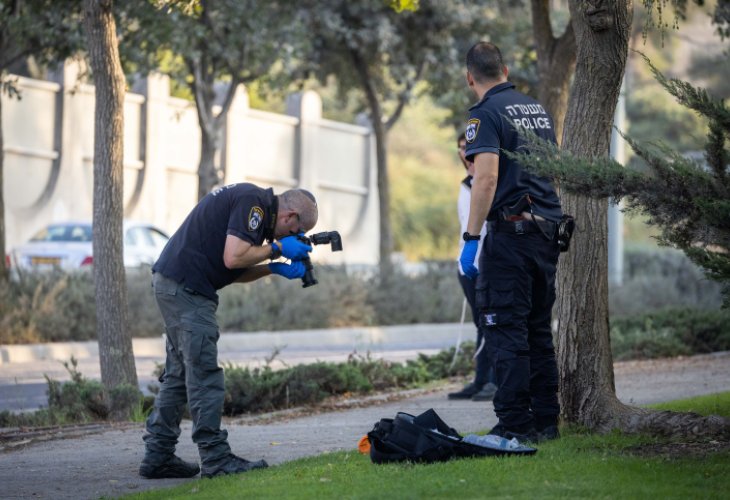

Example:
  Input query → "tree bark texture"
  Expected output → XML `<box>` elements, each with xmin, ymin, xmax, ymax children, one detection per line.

<box><xmin>531</xmin><ymin>0</ymin><xmax>576</xmax><ymax>143</ymax></box>
<box><xmin>0</xmin><ymin>94</ymin><xmax>7</xmax><ymax>282</ymax></box>
<box><xmin>83</xmin><ymin>0</ymin><xmax>138</xmax><ymax>418</ymax></box>
<box><xmin>559</xmin><ymin>0</ymin><xmax>729</xmax><ymax>438</ymax></box>
<box><xmin>558</xmin><ymin>0</ymin><xmax>633</xmax><ymax>431</ymax></box>
<box><xmin>351</xmin><ymin>49</ymin><xmax>394</xmax><ymax>278</ymax></box>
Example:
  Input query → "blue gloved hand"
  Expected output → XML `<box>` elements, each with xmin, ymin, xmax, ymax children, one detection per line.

<box><xmin>459</xmin><ymin>239</ymin><xmax>479</xmax><ymax>280</ymax></box>
<box><xmin>269</xmin><ymin>260</ymin><xmax>306</xmax><ymax>280</ymax></box>
<box><xmin>277</xmin><ymin>234</ymin><xmax>313</xmax><ymax>260</ymax></box>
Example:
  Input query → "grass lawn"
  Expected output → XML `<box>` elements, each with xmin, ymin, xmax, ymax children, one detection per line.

<box><xmin>125</xmin><ymin>392</ymin><xmax>730</xmax><ymax>499</ymax></box>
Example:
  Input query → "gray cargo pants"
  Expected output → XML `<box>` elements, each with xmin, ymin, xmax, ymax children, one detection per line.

<box><xmin>142</xmin><ymin>273</ymin><xmax>231</xmax><ymax>466</ymax></box>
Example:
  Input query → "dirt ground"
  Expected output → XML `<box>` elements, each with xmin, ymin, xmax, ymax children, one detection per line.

<box><xmin>1</xmin><ymin>351</ymin><xmax>729</xmax><ymax>500</ymax></box>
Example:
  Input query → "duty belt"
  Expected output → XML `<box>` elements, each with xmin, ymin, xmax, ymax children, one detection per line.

<box><xmin>487</xmin><ymin>218</ymin><xmax>556</xmax><ymax>235</ymax></box>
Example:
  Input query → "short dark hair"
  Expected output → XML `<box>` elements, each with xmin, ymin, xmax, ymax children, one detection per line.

<box><xmin>457</xmin><ymin>132</ymin><xmax>466</xmax><ymax>145</ymax></box>
<box><xmin>466</xmin><ymin>42</ymin><xmax>504</xmax><ymax>83</ymax></box>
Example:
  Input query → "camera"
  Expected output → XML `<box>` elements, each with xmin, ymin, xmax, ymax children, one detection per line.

<box><xmin>296</xmin><ymin>231</ymin><xmax>343</xmax><ymax>287</ymax></box>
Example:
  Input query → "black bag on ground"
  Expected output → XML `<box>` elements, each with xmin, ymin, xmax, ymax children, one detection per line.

<box><xmin>367</xmin><ymin>408</ymin><xmax>536</xmax><ymax>464</ymax></box>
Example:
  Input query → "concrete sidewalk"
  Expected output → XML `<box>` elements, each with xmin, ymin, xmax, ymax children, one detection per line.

<box><xmin>1</xmin><ymin>351</ymin><xmax>729</xmax><ymax>499</ymax></box>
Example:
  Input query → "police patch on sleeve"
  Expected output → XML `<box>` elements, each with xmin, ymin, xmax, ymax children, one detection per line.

<box><xmin>465</xmin><ymin>118</ymin><xmax>480</xmax><ymax>143</ymax></box>
<box><xmin>248</xmin><ymin>206</ymin><xmax>264</xmax><ymax>231</ymax></box>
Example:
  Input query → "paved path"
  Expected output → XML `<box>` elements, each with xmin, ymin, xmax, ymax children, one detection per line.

<box><xmin>0</xmin><ymin>351</ymin><xmax>728</xmax><ymax>500</ymax></box>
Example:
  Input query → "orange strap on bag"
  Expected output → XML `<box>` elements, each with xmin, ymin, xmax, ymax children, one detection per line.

<box><xmin>358</xmin><ymin>435</ymin><xmax>371</xmax><ymax>454</ymax></box>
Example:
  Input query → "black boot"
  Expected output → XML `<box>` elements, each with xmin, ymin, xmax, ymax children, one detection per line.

<box><xmin>448</xmin><ymin>382</ymin><xmax>484</xmax><ymax>399</ymax></box>
<box><xmin>139</xmin><ymin>455</ymin><xmax>200</xmax><ymax>479</ymax></box>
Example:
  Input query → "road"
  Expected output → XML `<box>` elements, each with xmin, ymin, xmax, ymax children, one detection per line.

<box><xmin>0</xmin><ymin>323</ymin><xmax>467</xmax><ymax>412</ymax></box>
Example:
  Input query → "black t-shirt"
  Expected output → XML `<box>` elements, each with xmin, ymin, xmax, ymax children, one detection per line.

<box><xmin>464</xmin><ymin>82</ymin><xmax>562</xmax><ymax>222</ymax></box>
<box><xmin>153</xmin><ymin>183</ymin><xmax>276</xmax><ymax>302</ymax></box>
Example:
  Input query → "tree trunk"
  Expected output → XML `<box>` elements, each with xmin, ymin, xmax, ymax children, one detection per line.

<box><xmin>351</xmin><ymin>50</ymin><xmax>393</xmax><ymax>277</ymax></box>
<box><xmin>531</xmin><ymin>0</ymin><xmax>576</xmax><ymax>142</ymax></box>
<box><xmin>83</xmin><ymin>0</ymin><xmax>138</xmax><ymax>420</ymax></box>
<box><xmin>559</xmin><ymin>0</ymin><xmax>729</xmax><ymax>438</ymax></box>
<box><xmin>372</xmin><ymin>112</ymin><xmax>393</xmax><ymax>278</ymax></box>
<box><xmin>197</xmin><ymin>122</ymin><xmax>222</xmax><ymax>201</ymax></box>
<box><xmin>0</xmin><ymin>94</ymin><xmax>7</xmax><ymax>282</ymax></box>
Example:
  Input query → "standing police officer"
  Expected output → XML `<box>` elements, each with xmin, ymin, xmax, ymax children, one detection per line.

<box><xmin>459</xmin><ymin>42</ymin><xmax>562</xmax><ymax>442</ymax></box>
<box><xmin>139</xmin><ymin>183</ymin><xmax>318</xmax><ymax>479</ymax></box>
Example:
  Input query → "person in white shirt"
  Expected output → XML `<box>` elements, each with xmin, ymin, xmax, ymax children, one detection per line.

<box><xmin>449</xmin><ymin>132</ymin><xmax>497</xmax><ymax>402</ymax></box>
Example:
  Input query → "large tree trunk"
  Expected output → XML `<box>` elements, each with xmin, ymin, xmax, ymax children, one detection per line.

<box><xmin>0</xmin><ymin>94</ymin><xmax>7</xmax><ymax>282</ymax></box>
<box><xmin>83</xmin><ymin>0</ymin><xmax>138</xmax><ymax>420</ymax></box>
<box><xmin>531</xmin><ymin>0</ymin><xmax>576</xmax><ymax>142</ymax></box>
<box><xmin>559</xmin><ymin>0</ymin><xmax>729</xmax><ymax>438</ymax></box>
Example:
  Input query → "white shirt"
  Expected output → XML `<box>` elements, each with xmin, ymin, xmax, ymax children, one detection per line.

<box><xmin>457</xmin><ymin>178</ymin><xmax>488</xmax><ymax>275</ymax></box>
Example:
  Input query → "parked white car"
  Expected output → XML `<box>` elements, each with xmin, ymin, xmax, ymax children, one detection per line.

<box><xmin>9</xmin><ymin>220</ymin><xmax>170</xmax><ymax>271</ymax></box>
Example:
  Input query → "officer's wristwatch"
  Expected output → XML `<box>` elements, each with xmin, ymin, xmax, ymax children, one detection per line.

<box><xmin>270</xmin><ymin>242</ymin><xmax>282</xmax><ymax>260</ymax></box>
<box><xmin>463</xmin><ymin>232</ymin><xmax>481</xmax><ymax>242</ymax></box>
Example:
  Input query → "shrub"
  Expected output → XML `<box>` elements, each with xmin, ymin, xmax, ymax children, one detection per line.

<box><xmin>609</xmin><ymin>247</ymin><xmax>723</xmax><ymax>317</ymax></box>
<box><xmin>220</xmin><ymin>343</ymin><xmax>476</xmax><ymax>417</ymax></box>
<box><xmin>610</xmin><ymin>308</ymin><xmax>730</xmax><ymax>360</ymax></box>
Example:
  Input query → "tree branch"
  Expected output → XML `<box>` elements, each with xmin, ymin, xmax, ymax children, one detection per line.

<box><xmin>531</xmin><ymin>0</ymin><xmax>555</xmax><ymax>49</ymax></box>
<box><xmin>188</xmin><ymin>57</ymin><xmax>215</xmax><ymax>138</ymax></box>
<box><xmin>385</xmin><ymin>59</ymin><xmax>426</xmax><ymax>131</ymax></box>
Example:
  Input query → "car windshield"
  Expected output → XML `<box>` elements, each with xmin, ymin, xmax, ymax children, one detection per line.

<box><xmin>30</xmin><ymin>224</ymin><xmax>93</xmax><ymax>243</ymax></box>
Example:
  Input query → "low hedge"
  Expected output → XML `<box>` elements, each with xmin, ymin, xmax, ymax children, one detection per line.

<box><xmin>610</xmin><ymin>307</ymin><xmax>730</xmax><ymax>360</ymax></box>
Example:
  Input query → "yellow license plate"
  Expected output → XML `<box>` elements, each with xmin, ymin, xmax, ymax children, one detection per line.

<box><xmin>31</xmin><ymin>256</ymin><xmax>61</xmax><ymax>266</ymax></box>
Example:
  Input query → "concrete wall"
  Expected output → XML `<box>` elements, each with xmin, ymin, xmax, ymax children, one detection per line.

<box><xmin>2</xmin><ymin>62</ymin><xmax>379</xmax><ymax>265</ymax></box>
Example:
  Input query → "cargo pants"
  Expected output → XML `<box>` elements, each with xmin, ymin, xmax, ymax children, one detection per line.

<box><xmin>476</xmin><ymin>227</ymin><xmax>561</xmax><ymax>430</ymax></box>
<box><xmin>142</xmin><ymin>273</ymin><xmax>231</xmax><ymax>466</ymax></box>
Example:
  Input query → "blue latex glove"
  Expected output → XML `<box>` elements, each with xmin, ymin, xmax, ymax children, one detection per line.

<box><xmin>277</xmin><ymin>234</ymin><xmax>313</xmax><ymax>260</ymax></box>
<box><xmin>459</xmin><ymin>239</ymin><xmax>479</xmax><ymax>280</ymax></box>
<box><xmin>269</xmin><ymin>260</ymin><xmax>306</xmax><ymax>280</ymax></box>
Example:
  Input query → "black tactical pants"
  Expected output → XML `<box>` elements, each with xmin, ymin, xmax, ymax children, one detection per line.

<box><xmin>476</xmin><ymin>226</ymin><xmax>560</xmax><ymax>430</ymax></box>
<box><xmin>457</xmin><ymin>272</ymin><xmax>495</xmax><ymax>387</ymax></box>
<box><xmin>142</xmin><ymin>273</ymin><xmax>231</xmax><ymax>467</ymax></box>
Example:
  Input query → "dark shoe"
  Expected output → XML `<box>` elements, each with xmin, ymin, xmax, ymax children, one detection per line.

<box><xmin>201</xmin><ymin>454</ymin><xmax>269</xmax><ymax>478</ymax></box>
<box><xmin>471</xmin><ymin>382</ymin><xmax>498</xmax><ymax>402</ymax></box>
<box><xmin>448</xmin><ymin>382</ymin><xmax>483</xmax><ymax>400</ymax></box>
<box><xmin>538</xmin><ymin>425</ymin><xmax>560</xmax><ymax>441</ymax></box>
<box><xmin>489</xmin><ymin>423</ymin><xmax>539</xmax><ymax>444</ymax></box>
<box><xmin>139</xmin><ymin>455</ymin><xmax>200</xmax><ymax>479</ymax></box>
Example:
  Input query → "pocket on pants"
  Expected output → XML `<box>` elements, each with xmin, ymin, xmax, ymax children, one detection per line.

<box><xmin>487</xmin><ymin>280</ymin><xmax>514</xmax><ymax>308</ymax></box>
<box><xmin>185</xmin><ymin>321</ymin><xmax>220</xmax><ymax>373</ymax></box>
<box><xmin>479</xmin><ymin>280</ymin><xmax>514</xmax><ymax>329</ymax></box>
<box><xmin>154</xmin><ymin>276</ymin><xmax>178</xmax><ymax>296</ymax></box>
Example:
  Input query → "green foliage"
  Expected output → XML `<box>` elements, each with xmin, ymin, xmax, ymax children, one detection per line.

<box><xmin>45</xmin><ymin>357</ymin><xmax>110</xmax><ymax>421</ymax></box>
<box><xmin>0</xmin><ymin>0</ymin><xmax>84</xmax><ymax>76</ymax></box>
<box><xmin>428</xmin><ymin>1</ymin><xmax>540</xmax><ymax>132</ymax></box>
<box><xmin>0</xmin><ymin>270</ymin><xmax>162</xmax><ymax>344</ymax></box>
<box><xmin>610</xmin><ymin>308</ymin><xmax>730</xmax><ymax>360</ymax></box>
<box><xmin>387</xmin><ymin>93</ymin><xmax>464</xmax><ymax>260</ymax></box>
<box><xmin>514</xmin><ymin>58</ymin><xmax>730</xmax><ymax>303</ymax></box>
<box><xmin>0</xmin><ymin>270</ymin><xmax>97</xmax><ymax>344</ymax></box>
<box><xmin>610</xmin><ymin>247</ymin><xmax>723</xmax><ymax>316</ymax></box>
<box><xmin>221</xmin><ymin>344</ymin><xmax>475</xmax><ymax>416</ymax></box>
<box><xmin>641</xmin><ymin>0</ymin><xmax>730</xmax><ymax>41</ymax></box>
<box><xmin>648</xmin><ymin>391</ymin><xmax>730</xmax><ymax>417</ymax></box>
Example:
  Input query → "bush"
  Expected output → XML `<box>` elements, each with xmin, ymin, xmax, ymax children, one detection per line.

<box><xmin>609</xmin><ymin>247</ymin><xmax>723</xmax><ymax>317</ymax></box>
<box><xmin>221</xmin><ymin>343</ymin><xmax>476</xmax><ymax>417</ymax></box>
<box><xmin>610</xmin><ymin>308</ymin><xmax>730</xmax><ymax>360</ymax></box>
<box><xmin>0</xmin><ymin>270</ymin><xmax>163</xmax><ymax>344</ymax></box>
<box><xmin>0</xmin><ymin>271</ymin><xmax>96</xmax><ymax>344</ymax></box>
